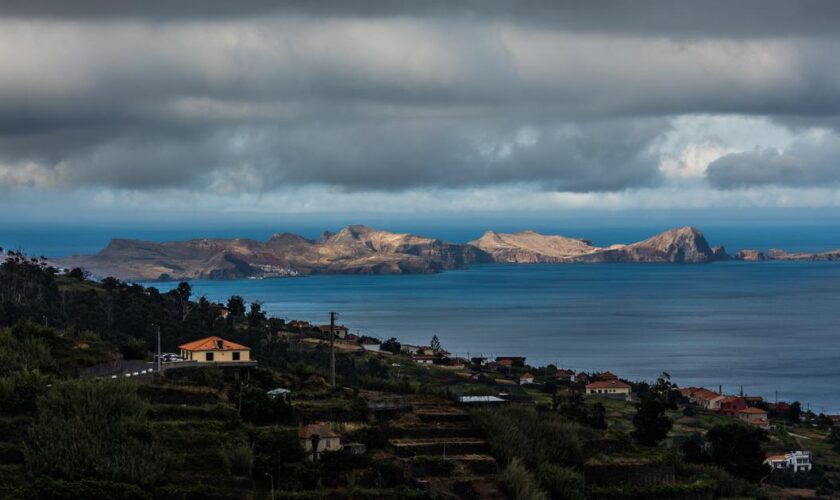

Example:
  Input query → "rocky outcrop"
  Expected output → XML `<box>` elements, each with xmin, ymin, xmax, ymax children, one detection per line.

<box><xmin>60</xmin><ymin>225</ymin><xmax>490</xmax><ymax>281</ymax></box>
<box><xmin>735</xmin><ymin>249</ymin><xmax>767</xmax><ymax>261</ymax></box>
<box><xmin>475</xmin><ymin>226</ymin><xmax>728</xmax><ymax>264</ymax></box>
<box><xmin>578</xmin><ymin>226</ymin><xmax>725</xmax><ymax>263</ymax></box>
<box><xmin>766</xmin><ymin>248</ymin><xmax>840</xmax><ymax>261</ymax></box>
<box><xmin>469</xmin><ymin>230</ymin><xmax>599</xmax><ymax>263</ymax></box>
<box><xmin>59</xmin><ymin>225</ymin><xmax>746</xmax><ymax>281</ymax></box>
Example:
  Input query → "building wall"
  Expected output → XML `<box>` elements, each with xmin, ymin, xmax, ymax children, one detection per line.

<box><xmin>181</xmin><ymin>349</ymin><xmax>251</xmax><ymax>362</ymax></box>
<box><xmin>300</xmin><ymin>437</ymin><xmax>342</xmax><ymax>460</ymax></box>
<box><xmin>587</xmin><ymin>388</ymin><xmax>629</xmax><ymax>395</ymax></box>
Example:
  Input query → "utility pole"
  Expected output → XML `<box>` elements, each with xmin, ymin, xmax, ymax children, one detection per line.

<box><xmin>156</xmin><ymin>324</ymin><xmax>161</xmax><ymax>373</ymax></box>
<box><xmin>329</xmin><ymin>312</ymin><xmax>337</xmax><ymax>387</ymax></box>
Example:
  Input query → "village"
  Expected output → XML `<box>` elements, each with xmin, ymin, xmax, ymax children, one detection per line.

<box><xmin>118</xmin><ymin>312</ymin><xmax>840</xmax><ymax>499</ymax></box>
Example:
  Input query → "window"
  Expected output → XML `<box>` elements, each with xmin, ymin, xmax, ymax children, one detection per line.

<box><xmin>206</xmin><ymin>352</ymin><xmax>214</xmax><ymax>361</ymax></box>
<box><xmin>233</xmin><ymin>351</ymin><xmax>240</xmax><ymax>361</ymax></box>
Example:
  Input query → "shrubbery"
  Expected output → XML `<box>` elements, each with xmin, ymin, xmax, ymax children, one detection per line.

<box><xmin>25</xmin><ymin>379</ymin><xmax>174</xmax><ymax>485</ymax></box>
<box><xmin>475</xmin><ymin>406</ymin><xmax>585</xmax><ymax>468</ymax></box>
<box><xmin>500</xmin><ymin>458</ymin><xmax>549</xmax><ymax>500</ymax></box>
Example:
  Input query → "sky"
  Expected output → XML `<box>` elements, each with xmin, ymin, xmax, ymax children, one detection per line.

<box><xmin>2</xmin><ymin>1</ymin><xmax>840</xmax><ymax>225</ymax></box>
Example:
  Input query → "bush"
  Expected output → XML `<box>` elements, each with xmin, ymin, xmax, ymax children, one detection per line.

<box><xmin>25</xmin><ymin>379</ymin><xmax>173</xmax><ymax>485</ymax></box>
<box><xmin>500</xmin><ymin>457</ymin><xmax>549</xmax><ymax>500</ymax></box>
<box><xmin>475</xmin><ymin>406</ymin><xmax>584</xmax><ymax>467</ymax></box>
<box><xmin>153</xmin><ymin>484</ymin><xmax>251</xmax><ymax>500</ymax></box>
<box><xmin>0</xmin><ymin>441</ymin><xmax>24</xmax><ymax>464</ymax></box>
<box><xmin>676</xmin><ymin>462</ymin><xmax>767</xmax><ymax>499</ymax></box>
<box><xmin>33</xmin><ymin>478</ymin><xmax>150</xmax><ymax>500</ymax></box>
<box><xmin>0</xmin><ymin>369</ymin><xmax>51</xmax><ymax>414</ymax></box>
<box><xmin>0</xmin><ymin>415</ymin><xmax>32</xmax><ymax>440</ymax></box>
<box><xmin>148</xmin><ymin>403</ymin><xmax>239</xmax><ymax>422</ymax></box>
<box><xmin>0</xmin><ymin>326</ymin><xmax>56</xmax><ymax>376</ymax></box>
<box><xmin>536</xmin><ymin>463</ymin><xmax>585</xmax><ymax>500</ymax></box>
<box><xmin>138</xmin><ymin>383</ymin><xmax>222</xmax><ymax>405</ymax></box>
<box><xmin>218</xmin><ymin>442</ymin><xmax>254</xmax><ymax>477</ymax></box>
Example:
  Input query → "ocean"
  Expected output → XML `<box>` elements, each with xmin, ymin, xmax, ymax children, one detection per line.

<box><xmin>3</xmin><ymin>219</ymin><xmax>840</xmax><ymax>412</ymax></box>
<box><xmin>144</xmin><ymin>261</ymin><xmax>840</xmax><ymax>413</ymax></box>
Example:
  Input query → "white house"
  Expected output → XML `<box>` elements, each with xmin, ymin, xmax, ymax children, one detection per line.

<box><xmin>519</xmin><ymin>372</ymin><xmax>535</xmax><ymax>385</ymax></box>
<box><xmin>764</xmin><ymin>451</ymin><xmax>812</xmax><ymax>473</ymax></box>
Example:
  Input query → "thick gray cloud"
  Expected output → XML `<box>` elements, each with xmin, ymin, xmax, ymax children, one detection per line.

<box><xmin>707</xmin><ymin>133</ymin><xmax>840</xmax><ymax>188</ymax></box>
<box><xmin>2</xmin><ymin>1</ymin><xmax>840</xmax><ymax>39</ymax></box>
<box><xmin>1</xmin><ymin>4</ymin><xmax>840</xmax><ymax>195</ymax></box>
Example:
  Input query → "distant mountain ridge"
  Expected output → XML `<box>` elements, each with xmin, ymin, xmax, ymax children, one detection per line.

<box><xmin>470</xmin><ymin>226</ymin><xmax>726</xmax><ymax>264</ymax></box>
<box><xmin>57</xmin><ymin>224</ymin><xmax>755</xmax><ymax>281</ymax></box>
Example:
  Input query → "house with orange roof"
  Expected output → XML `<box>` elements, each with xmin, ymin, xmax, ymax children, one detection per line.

<box><xmin>298</xmin><ymin>424</ymin><xmax>342</xmax><ymax>461</ymax></box>
<box><xmin>719</xmin><ymin>396</ymin><xmax>748</xmax><ymax>417</ymax></box>
<box><xmin>738</xmin><ymin>407</ymin><xmax>770</xmax><ymax>430</ymax></box>
<box><xmin>678</xmin><ymin>387</ymin><xmax>700</xmax><ymax>398</ymax></box>
<box><xmin>317</xmin><ymin>324</ymin><xmax>350</xmax><ymax>339</ymax></box>
<box><xmin>689</xmin><ymin>388</ymin><xmax>726</xmax><ymax>410</ymax></box>
<box><xmin>743</xmin><ymin>395</ymin><xmax>764</xmax><ymax>407</ymax></box>
<box><xmin>586</xmin><ymin>380</ymin><xmax>632</xmax><ymax>401</ymax></box>
<box><xmin>519</xmin><ymin>372</ymin><xmax>535</xmax><ymax>385</ymax></box>
<box><xmin>178</xmin><ymin>336</ymin><xmax>251</xmax><ymax>363</ymax></box>
<box><xmin>596</xmin><ymin>371</ymin><xmax>618</xmax><ymax>381</ymax></box>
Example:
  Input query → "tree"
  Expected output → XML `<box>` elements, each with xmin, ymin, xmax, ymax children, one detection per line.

<box><xmin>173</xmin><ymin>282</ymin><xmax>195</xmax><ymax>322</ymax></box>
<box><xmin>706</xmin><ymin>423</ymin><xmax>768</xmax><ymax>483</ymax></box>
<box><xmin>632</xmin><ymin>393</ymin><xmax>672</xmax><ymax>446</ymax></box>
<box><xmin>247</xmin><ymin>301</ymin><xmax>266</xmax><ymax>327</ymax></box>
<box><xmin>430</xmin><ymin>335</ymin><xmax>441</xmax><ymax>355</ymax></box>
<box><xmin>788</xmin><ymin>401</ymin><xmax>802</xmax><ymax>423</ymax></box>
<box><xmin>380</xmin><ymin>337</ymin><xmax>401</xmax><ymax>355</ymax></box>
<box><xmin>227</xmin><ymin>296</ymin><xmax>246</xmax><ymax>317</ymax></box>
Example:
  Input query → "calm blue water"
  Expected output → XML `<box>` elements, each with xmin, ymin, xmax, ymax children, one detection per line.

<box><xmin>149</xmin><ymin>262</ymin><xmax>840</xmax><ymax>413</ymax></box>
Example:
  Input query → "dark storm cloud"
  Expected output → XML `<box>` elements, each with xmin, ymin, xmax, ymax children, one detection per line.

<box><xmin>1</xmin><ymin>4</ymin><xmax>840</xmax><ymax>194</ymax></box>
<box><xmin>2</xmin><ymin>1</ymin><xmax>840</xmax><ymax>38</ymax></box>
<box><xmin>707</xmin><ymin>134</ymin><xmax>840</xmax><ymax>189</ymax></box>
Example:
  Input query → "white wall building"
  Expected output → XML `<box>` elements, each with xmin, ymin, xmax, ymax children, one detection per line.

<box><xmin>764</xmin><ymin>451</ymin><xmax>812</xmax><ymax>473</ymax></box>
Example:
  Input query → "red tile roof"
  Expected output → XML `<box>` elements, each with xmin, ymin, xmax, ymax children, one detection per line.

<box><xmin>691</xmin><ymin>389</ymin><xmax>721</xmax><ymax>401</ymax></box>
<box><xmin>298</xmin><ymin>424</ymin><xmax>339</xmax><ymax>439</ymax></box>
<box><xmin>178</xmin><ymin>336</ymin><xmax>249</xmax><ymax>351</ymax></box>
<box><xmin>678</xmin><ymin>387</ymin><xmax>700</xmax><ymax>396</ymax></box>
<box><xmin>586</xmin><ymin>380</ymin><xmax>631</xmax><ymax>390</ymax></box>
<box><xmin>739</xmin><ymin>407</ymin><xmax>768</xmax><ymax>415</ymax></box>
